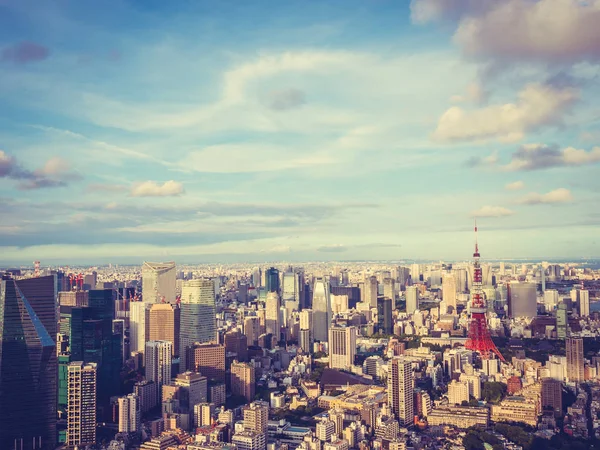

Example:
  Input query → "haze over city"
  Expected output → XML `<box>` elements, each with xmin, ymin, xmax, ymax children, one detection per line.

<box><xmin>1</xmin><ymin>0</ymin><xmax>600</xmax><ymax>264</ymax></box>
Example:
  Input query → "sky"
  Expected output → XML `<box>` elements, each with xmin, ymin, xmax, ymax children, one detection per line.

<box><xmin>1</xmin><ymin>0</ymin><xmax>599</xmax><ymax>264</ymax></box>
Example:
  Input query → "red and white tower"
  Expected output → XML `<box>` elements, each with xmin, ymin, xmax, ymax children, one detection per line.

<box><xmin>464</xmin><ymin>223</ymin><xmax>505</xmax><ymax>362</ymax></box>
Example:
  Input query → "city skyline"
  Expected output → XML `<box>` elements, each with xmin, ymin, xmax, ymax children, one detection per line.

<box><xmin>1</xmin><ymin>0</ymin><xmax>600</xmax><ymax>263</ymax></box>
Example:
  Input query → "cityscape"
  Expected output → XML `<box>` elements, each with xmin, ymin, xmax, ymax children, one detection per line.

<box><xmin>2</xmin><ymin>1</ymin><xmax>600</xmax><ymax>450</ymax></box>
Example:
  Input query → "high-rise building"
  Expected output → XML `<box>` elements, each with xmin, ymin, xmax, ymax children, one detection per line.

<box><xmin>364</xmin><ymin>276</ymin><xmax>378</xmax><ymax>308</ymax></box>
<box><xmin>187</xmin><ymin>342</ymin><xmax>226</xmax><ymax>382</ymax></box>
<box><xmin>572</xmin><ymin>289</ymin><xmax>590</xmax><ymax>317</ymax></box>
<box><xmin>142</xmin><ymin>261</ymin><xmax>176</xmax><ymax>304</ymax></box>
<box><xmin>194</xmin><ymin>403</ymin><xmax>215</xmax><ymax>428</ymax></box>
<box><xmin>265</xmin><ymin>292</ymin><xmax>281</xmax><ymax>340</ymax></box>
<box><xmin>544</xmin><ymin>289</ymin><xmax>559</xmax><ymax>311</ymax></box>
<box><xmin>265</xmin><ymin>267</ymin><xmax>280</xmax><ymax>293</ymax></box>
<box><xmin>411</xmin><ymin>264</ymin><xmax>421</xmax><ymax>282</ymax></box>
<box><xmin>405</xmin><ymin>286</ymin><xmax>419</xmax><ymax>314</ymax></box>
<box><xmin>118</xmin><ymin>394</ymin><xmax>141</xmax><ymax>433</ymax></box>
<box><xmin>224</xmin><ymin>330</ymin><xmax>248</xmax><ymax>362</ymax></box>
<box><xmin>134</xmin><ymin>380</ymin><xmax>158</xmax><ymax>413</ymax></box>
<box><xmin>442</xmin><ymin>274</ymin><xmax>457</xmax><ymax>312</ymax></box>
<box><xmin>299</xmin><ymin>329</ymin><xmax>312</xmax><ymax>353</ymax></box>
<box><xmin>316</xmin><ymin>420</ymin><xmax>336</xmax><ymax>442</ymax></box>
<box><xmin>145</xmin><ymin>341</ymin><xmax>173</xmax><ymax>397</ymax></box>
<box><xmin>312</xmin><ymin>278</ymin><xmax>331</xmax><ymax>342</ymax></box>
<box><xmin>566</xmin><ymin>337</ymin><xmax>584</xmax><ymax>383</ymax></box>
<box><xmin>232</xmin><ymin>431</ymin><xmax>266</xmax><ymax>450</ymax></box>
<box><xmin>282</xmin><ymin>271</ymin><xmax>299</xmax><ymax>303</ymax></box>
<box><xmin>541</xmin><ymin>378</ymin><xmax>562</xmax><ymax>417</ymax></box>
<box><xmin>148</xmin><ymin>303</ymin><xmax>179</xmax><ymax>356</ymax></box>
<box><xmin>328</xmin><ymin>326</ymin><xmax>357</xmax><ymax>370</ymax></box>
<box><xmin>508</xmin><ymin>283</ymin><xmax>537</xmax><ymax>318</ymax></box>
<box><xmin>0</xmin><ymin>275</ymin><xmax>57</xmax><ymax>450</ymax></box>
<box><xmin>447</xmin><ymin>380</ymin><xmax>470</xmax><ymax>405</ymax></box>
<box><xmin>387</xmin><ymin>357</ymin><xmax>414</xmax><ymax>426</ymax></box>
<box><xmin>67</xmin><ymin>362</ymin><xmax>97</xmax><ymax>448</ymax></box>
<box><xmin>243</xmin><ymin>401</ymin><xmax>269</xmax><ymax>434</ymax></box>
<box><xmin>377</xmin><ymin>297</ymin><xmax>393</xmax><ymax>335</ymax></box>
<box><xmin>231</xmin><ymin>360</ymin><xmax>255</xmax><ymax>402</ymax></box>
<box><xmin>383</xmin><ymin>278</ymin><xmax>396</xmax><ymax>301</ymax></box>
<box><xmin>180</xmin><ymin>279</ymin><xmax>216</xmax><ymax>371</ymax></box>
<box><xmin>244</xmin><ymin>316</ymin><xmax>261</xmax><ymax>347</ymax></box>
<box><xmin>556</xmin><ymin>303</ymin><xmax>568</xmax><ymax>339</ymax></box>
<box><xmin>130</xmin><ymin>301</ymin><xmax>150</xmax><ymax>354</ymax></box>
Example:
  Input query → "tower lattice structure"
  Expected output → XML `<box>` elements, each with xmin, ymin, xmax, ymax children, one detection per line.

<box><xmin>464</xmin><ymin>224</ymin><xmax>505</xmax><ymax>362</ymax></box>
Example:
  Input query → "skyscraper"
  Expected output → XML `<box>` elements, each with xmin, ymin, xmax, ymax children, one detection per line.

<box><xmin>383</xmin><ymin>278</ymin><xmax>395</xmax><ymax>301</ymax></box>
<box><xmin>566</xmin><ymin>337</ymin><xmax>584</xmax><ymax>383</ymax></box>
<box><xmin>142</xmin><ymin>261</ymin><xmax>176</xmax><ymax>304</ymax></box>
<box><xmin>231</xmin><ymin>360</ymin><xmax>255</xmax><ymax>402</ymax></box>
<box><xmin>67</xmin><ymin>362</ymin><xmax>97</xmax><ymax>448</ymax></box>
<box><xmin>130</xmin><ymin>301</ymin><xmax>150</xmax><ymax>354</ymax></box>
<box><xmin>328</xmin><ymin>326</ymin><xmax>357</xmax><ymax>370</ymax></box>
<box><xmin>180</xmin><ymin>279</ymin><xmax>216</xmax><ymax>371</ymax></box>
<box><xmin>364</xmin><ymin>276</ymin><xmax>378</xmax><ymax>308</ymax></box>
<box><xmin>556</xmin><ymin>303</ymin><xmax>568</xmax><ymax>339</ymax></box>
<box><xmin>442</xmin><ymin>274</ymin><xmax>457</xmax><ymax>312</ymax></box>
<box><xmin>312</xmin><ymin>278</ymin><xmax>331</xmax><ymax>342</ymax></box>
<box><xmin>508</xmin><ymin>283</ymin><xmax>537</xmax><ymax>318</ymax></box>
<box><xmin>572</xmin><ymin>289</ymin><xmax>590</xmax><ymax>317</ymax></box>
<box><xmin>145</xmin><ymin>341</ymin><xmax>173</xmax><ymax>397</ymax></box>
<box><xmin>541</xmin><ymin>378</ymin><xmax>562</xmax><ymax>417</ymax></box>
<box><xmin>299</xmin><ymin>309</ymin><xmax>313</xmax><ymax>352</ymax></box>
<box><xmin>118</xmin><ymin>394</ymin><xmax>141</xmax><ymax>433</ymax></box>
<box><xmin>265</xmin><ymin>292</ymin><xmax>281</xmax><ymax>340</ymax></box>
<box><xmin>405</xmin><ymin>286</ymin><xmax>419</xmax><ymax>314</ymax></box>
<box><xmin>148</xmin><ymin>303</ymin><xmax>179</xmax><ymax>356</ymax></box>
<box><xmin>265</xmin><ymin>267</ymin><xmax>280</xmax><ymax>293</ymax></box>
<box><xmin>0</xmin><ymin>275</ymin><xmax>57</xmax><ymax>450</ymax></box>
<box><xmin>377</xmin><ymin>297</ymin><xmax>393</xmax><ymax>335</ymax></box>
<box><xmin>388</xmin><ymin>357</ymin><xmax>414</xmax><ymax>426</ymax></box>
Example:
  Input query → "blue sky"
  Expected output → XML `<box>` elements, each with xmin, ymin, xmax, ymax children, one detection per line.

<box><xmin>1</xmin><ymin>0</ymin><xmax>599</xmax><ymax>264</ymax></box>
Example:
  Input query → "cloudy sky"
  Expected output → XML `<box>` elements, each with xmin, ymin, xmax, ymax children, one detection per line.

<box><xmin>1</xmin><ymin>0</ymin><xmax>599</xmax><ymax>264</ymax></box>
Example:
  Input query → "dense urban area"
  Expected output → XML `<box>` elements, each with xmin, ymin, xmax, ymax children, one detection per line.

<box><xmin>2</xmin><ymin>247</ymin><xmax>600</xmax><ymax>450</ymax></box>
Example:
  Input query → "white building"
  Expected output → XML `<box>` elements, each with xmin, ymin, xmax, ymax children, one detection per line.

<box><xmin>142</xmin><ymin>261</ymin><xmax>176</xmax><ymax>304</ymax></box>
<box><xmin>145</xmin><ymin>340</ymin><xmax>173</xmax><ymax>397</ymax></box>
<box><xmin>406</xmin><ymin>286</ymin><xmax>419</xmax><ymax>314</ymax></box>
<box><xmin>118</xmin><ymin>394</ymin><xmax>140</xmax><ymax>433</ymax></box>
<box><xmin>328</xmin><ymin>326</ymin><xmax>357</xmax><ymax>371</ymax></box>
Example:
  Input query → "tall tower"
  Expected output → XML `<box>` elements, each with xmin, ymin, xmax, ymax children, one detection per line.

<box><xmin>145</xmin><ymin>340</ymin><xmax>173</xmax><ymax>397</ymax></box>
<box><xmin>464</xmin><ymin>224</ymin><xmax>505</xmax><ymax>362</ymax></box>
<box><xmin>566</xmin><ymin>337</ymin><xmax>584</xmax><ymax>383</ymax></box>
<box><xmin>328</xmin><ymin>326</ymin><xmax>357</xmax><ymax>370</ymax></box>
<box><xmin>180</xmin><ymin>279</ymin><xmax>216</xmax><ymax>371</ymax></box>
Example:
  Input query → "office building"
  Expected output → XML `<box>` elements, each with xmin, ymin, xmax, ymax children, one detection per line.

<box><xmin>231</xmin><ymin>360</ymin><xmax>255</xmax><ymax>402</ymax></box>
<box><xmin>0</xmin><ymin>275</ymin><xmax>57</xmax><ymax>450</ymax></box>
<box><xmin>316</xmin><ymin>420</ymin><xmax>336</xmax><ymax>442</ymax></box>
<box><xmin>145</xmin><ymin>341</ymin><xmax>173</xmax><ymax>397</ymax></box>
<box><xmin>265</xmin><ymin>292</ymin><xmax>281</xmax><ymax>339</ymax></box>
<box><xmin>377</xmin><ymin>297</ymin><xmax>393</xmax><ymax>335</ymax></box>
<box><xmin>364</xmin><ymin>276</ymin><xmax>378</xmax><ymax>308</ymax></box>
<box><xmin>282</xmin><ymin>271</ymin><xmax>300</xmax><ymax>302</ymax></box>
<box><xmin>508</xmin><ymin>282</ymin><xmax>537</xmax><ymax>318</ymax></box>
<box><xmin>59</xmin><ymin>290</ymin><xmax>88</xmax><ymax>307</ymax></box>
<box><xmin>556</xmin><ymin>303</ymin><xmax>568</xmax><ymax>339</ymax></box>
<box><xmin>383</xmin><ymin>278</ymin><xmax>396</xmax><ymax>301</ymax></box>
<box><xmin>142</xmin><ymin>261</ymin><xmax>176</xmax><ymax>304</ymax></box>
<box><xmin>118</xmin><ymin>394</ymin><xmax>141</xmax><ymax>433</ymax></box>
<box><xmin>427</xmin><ymin>406</ymin><xmax>489</xmax><ymax>428</ymax></box>
<box><xmin>180</xmin><ymin>279</ymin><xmax>216</xmax><ymax>371</ymax></box>
<box><xmin>299</xmin><ymin>329</ymin><xmax>312</xmax><ymax>354</ymax></box>
<box><xmin>188</xmin><ymin>342</ymin><xmax>226</xmax><ymax>382</ymax></box>
<box><xmin>406</xmin><ymin>286</ymin><xmax>419</xmax><ymax>314</ymax></box>
<box><xmin>67</xmin><ymin>362</ymin><xmax>97</xmax><ymax>447</ymax></box>
<box><xmin>388</xmin><ymin>357</ymin><xmax>414</xmax><ymax>426</ymax></box>
<box><xmin>491</xmin><ymin>397</ymin><xmax>538</xmax><ymax>427</ymax></box>
<box><xmin>130</xmin><ymin>301</ymin><xmax>150</xmax><ymax>354</ymax></box>
<box><xmin>312</xmin><ymin>278</ymin><xmax>331</xmax><ymax>342</ymax></box>
<box><xmin>541</xmin><ymin>378</ymin><xmax>562</xmax><ymax>417</ymax></box>
<box><xmin>566</xmin><ymin>337</ymin><xmax>584</xmax><ymax>383</ymax></box>
<box><xmin>544</xmin><ymin>289</ymin><xmax>559</xmax><ymax>311</ymax></box>
<box><xmin>148</xmin><ymin>303</ymin><xmax>179</xmax><ymax>356</ymax></box>
<box><xmin>265</xmin><ymin>267</ymin><xmax>280</xmax><ymax>293</ymax></box>
<box><xmin>572</xmin><ymin>289</ymin><xmax>590</xmax><ymax>317</ymax></box>
<box><xmin>442</xmin><ymin>274</ymin><xmax>457</xmax><ymax>312</ymax></box>
<box><xmin>174</xmin><ymin>371</ymin><xmax>208</xmax><ymax>413</ymax></box>
<box><xmin>328</xmin><ymin>326</ymin><xmax>357</xmax><ymax>370</ymax></box>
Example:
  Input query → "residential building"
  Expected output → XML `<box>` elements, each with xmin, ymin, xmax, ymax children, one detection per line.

<box><xmin>67</xmin><ymin>362</ymin><xmax>97</xmax><ymax>447</ymax></box>
<box><xmin>231</xmin><ymin>360</ymin><xmax>255</xmax><ymax>402</ymax></box>
<box><xmin>388</xmin><ymin>357</ymin><xmax>414</xmax><ymax>426</ymax></box>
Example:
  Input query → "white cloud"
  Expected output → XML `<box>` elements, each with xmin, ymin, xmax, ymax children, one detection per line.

<box><xmin>412</xmin><ymin>0</ymin><xmax>600</xmax><ymax>65</ymax></box>
<box><xmin>450</xmin><ymin>81</ymin><xmax>488</xmax><ymax>104</ymax></box>
<box><xmin>518</xmin><ymin>188</ymin><xmax>573</xmax><ymax>205</ymax></box>
<box><xmin>505</xmin><ymin>181</ymin><xmax>524</xmax><ymax>191</ymax></box>
<box><xmin>470</xmin><ymin>205</ymin><xmax>515</xmax><ymax>218</ymax></box>
<box><xmin>130</xmin><ymin>180</ymin><xmax>184</xmax><ymax>197</ymax></box>
<box><xmin>502</xmin><ymin>144</ymin><xmax>600</xmax><ymax>171</ymax></box>
<box><xmin>434</xmin><ymin>83</ymin><xmax>578</xmax><ymax>142</ymax></box>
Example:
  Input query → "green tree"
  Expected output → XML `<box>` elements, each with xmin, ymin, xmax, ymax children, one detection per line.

<box><xmin>482</xmin><ymin>381</ymin><xmax>507</xmax><ymax>404</ymax></box>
